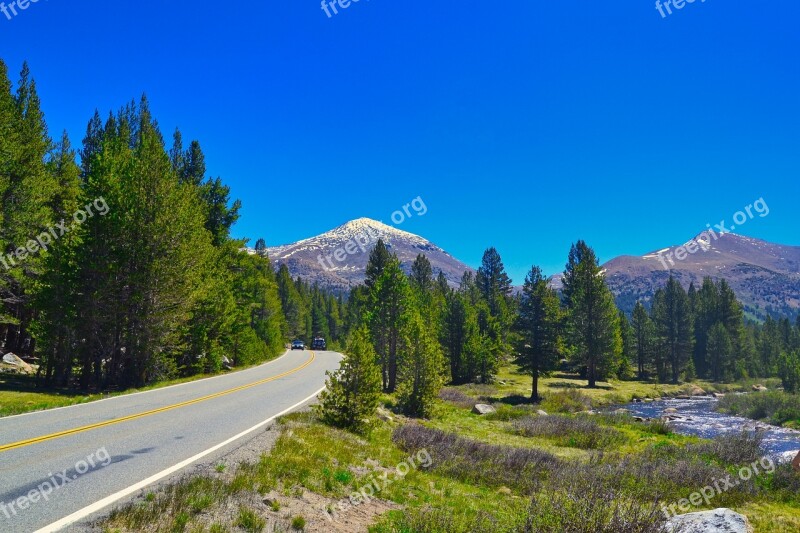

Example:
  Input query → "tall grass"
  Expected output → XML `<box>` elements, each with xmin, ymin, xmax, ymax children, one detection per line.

<box><xmin>512</xmin><ymin>414</ymin><xmax>625</xmax><ymax>450</ymax></box>
<box><xmin>392</xmin><ymin>423</ymin><xmax>559</xmax><ymax>492</ymax></box>
<box><xmin>717</xmin><ymin>391</ymin><xmax>800</xmax><ymax>428</ymax></box>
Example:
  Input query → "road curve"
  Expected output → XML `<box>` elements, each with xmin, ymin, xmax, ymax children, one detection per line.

<box><xmin>0</xmin><ymin>349</ymin><xmax>342</xmax><ymax>533</ymax></box>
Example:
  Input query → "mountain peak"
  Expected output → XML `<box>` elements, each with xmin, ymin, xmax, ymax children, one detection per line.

<box><xmin>266</xmin><ymin>219</ymin><xmax>473</xmax><ymax>292</ymax></box>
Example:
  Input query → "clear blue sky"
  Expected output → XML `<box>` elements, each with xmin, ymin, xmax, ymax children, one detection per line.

<box><xmin>1</xmin><ymin>0</ymin><xmax>798</xmax><ymax>283</ymax></box>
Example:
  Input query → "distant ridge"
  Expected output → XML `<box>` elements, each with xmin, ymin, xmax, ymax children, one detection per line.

<box><xmin>600</xmin><ymin>232</ymin><xmax>800</xmax><ymax>321</ymax></box>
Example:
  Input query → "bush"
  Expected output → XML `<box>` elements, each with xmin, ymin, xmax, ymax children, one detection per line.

<box><xmin>690</xmin><ymin>431</ymin><xmax>764</xmax><ymax>465</ymax></box>
<box><xmin>512</xmin><ymin>415</ymin><xmax>625</xmax><ymax>449</ymax></box>
<box><xmin>540</xmin><ymin>389</ymin><xmax>593</xmax><ymax>414</ymax></box>
<box><xmin>485</xmin><ymin>404</ymin><xmax>531</xmax><ymax>421</ymax></box>
<box><xmin>392</xmin><ymin>424</ymin><xmax>559</xmax><ymax>492</ymax></box>
<box><xmin>438</xmin><ymin>388</ymin><xmax>476</xmax><ymax>409</ymax></box>
<box><xmin>525</xmin><ymin>481</ymin><xmax>665</xmax><ymax>533</ymax></box>
<box><xmin>717</xmin><ymin>390</ymin><xmax>800</xmax><ymax>427</ymax></box>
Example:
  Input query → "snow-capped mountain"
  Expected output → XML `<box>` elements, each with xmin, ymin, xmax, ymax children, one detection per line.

<box><xmin>601</xmin><ymin>232</ymin><xmax>800</xmax><ymax>321</ymax></box>
<box><xmin>264</xmin><ymin>218</ymin><xmax>473</xmax><ymax>292</ymax></box>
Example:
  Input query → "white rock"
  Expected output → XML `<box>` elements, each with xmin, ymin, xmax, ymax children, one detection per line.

<box><xmin>665</xmin><ymin>508</ymin><xmax>753</xmax><ymax>533</ymax></box>
<box><xmin>1</xmin><ymin>353</ymin><xmax>33</xmax><ymax>373</ymax></box>
<box><xmin>536</xmin><ymin>409</ymin><xmax>549</xmax><ymax>416</ymax></box>
<box><xmin>472</xmin><ymin>404</ymin><xmax>496</xmax><ymax>415</ymax></box>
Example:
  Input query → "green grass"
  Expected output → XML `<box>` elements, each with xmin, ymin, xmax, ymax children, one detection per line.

<box><xmin>487</xmin><ymin>364</ymin><xmax>768</xmax><ymax>408</ymax></box>
<box><xmin>0</xmin><ymin>352</ymin><xmax>289</xmax><ymax>418</ymax></box>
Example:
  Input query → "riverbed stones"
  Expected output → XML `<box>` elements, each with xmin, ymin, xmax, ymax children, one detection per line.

<box><xmin>664</xmin><ymin>508</ymin><xmax>753</xmax><ymax>533</ymax></box>
<box><xmin>472</xmin><ymin>404</ymin><xmax>496</xmax><ymax>415</ymax></box>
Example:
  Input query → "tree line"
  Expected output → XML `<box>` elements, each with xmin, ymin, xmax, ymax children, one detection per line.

<box><xmin>0</xmin><ymin>60</ymin><xmax>349</xmax><ymax>390</ymax></box>
<box><xmin>321</xmin><ymin>239</ymin><xmax>800</xmax><ymax>431</ymax></box>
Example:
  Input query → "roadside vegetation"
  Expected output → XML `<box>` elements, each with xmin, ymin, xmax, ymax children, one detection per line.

<box><xmin>100</xmin><ymin>387</ymin><xmax>800</xmax><ymax>532</ymax></box>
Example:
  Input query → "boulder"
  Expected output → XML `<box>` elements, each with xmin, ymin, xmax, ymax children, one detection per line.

<box><xmin>712</xmin><ymin>392</ymin><xmax>726</xmax><ymax>399</ymax></box>
<box><xmin>1</xmin><ymin>352</ymin><xmax>34</xmax><ymax>374</ymax></box>
<box><xmin>472</xmin><ymin>404</ymin><xmax>496</xmax><ymax>416</ymax></box>
<box><xmin>793</xmin><ymin>450</ymin><xmax>800</xmax><ymax>472</ymax></box>
<box><xmin>614</xmin><ymin>408</ymin><xmax>631</xmax><ymax>415</ymax></box>
<box><xmin>536</xmin><ymin>409</ymin><xmax>549</xmax><ymax>416</ymax></box>
<box><xmin>689</xmin><ymin>386</ymin><xmax>706</xmax><ymax>397</ymax></box>
<box><xmin>664</xmin><ymin>408</ymin><xmax>679</xmax><ymax>414</ymax></box>
<box><xmin>643</xmin><ymin>398</ymin><xmax>655</xmax><ymax>402</ymax></box>
<box><xmin>664</xmin><ymin>508</ymin><xmax>753</xmax><ymax>533</ymax></box>
<box><xmin>752</xmin><ymin>384</ymin><xmax>768</xmax><ymax>392</ymax></box>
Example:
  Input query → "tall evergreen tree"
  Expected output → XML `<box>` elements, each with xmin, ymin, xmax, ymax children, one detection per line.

<box><xmin>652</xmin><ymin>277</ymin><xmax>694</xmax><ymax>384</ymax></box>
<box><xmin>397</xmin><ymin>311</ymin><xmax>444</xmax><ymax>418</ymax></box>
<box><xmin>562</xmin><ymin>241</ymin><xmax>622</xmax><ymax>387</ymax></box>
<box><xmin>514</xmin><ymin>266</ymin><xmax>562</xmax><ymax>401</ymax></box>
<box><xmin>367</xmin><ymin>256</ymin><xmax>410</xmax><ymax>392</ymax></box>
<box><xmin>631</xmin><ymin>301</ymin><xmax>655</xmax><ymax>379</ymax></box>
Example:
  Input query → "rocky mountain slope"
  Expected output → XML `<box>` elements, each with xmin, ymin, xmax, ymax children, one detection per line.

<box><xmin>600</xmin><ymin>232</ymin><xmax>800</xmax><ymax>320</ymax></box>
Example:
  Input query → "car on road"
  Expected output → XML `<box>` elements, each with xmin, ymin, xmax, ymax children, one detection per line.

<box><xmin>291</xmin><ymin>340</ymin><xmax>305</xmax><ymax>350</ymax></box>
<box><xmin>311</xmin><ymin>337</ymin><xmax>327</xmax><ymax>350</ymax></box>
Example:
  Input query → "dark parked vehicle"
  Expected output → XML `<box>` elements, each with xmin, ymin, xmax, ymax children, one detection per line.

<box><xmin>311</xmin><ymin>337</ymin><xmax>327</xmax><ymax>350</ymax></box>
<box><xmin>291</xmin><ymin>340</ymin><xmax>305</xmax><ymax>350</ymax></box>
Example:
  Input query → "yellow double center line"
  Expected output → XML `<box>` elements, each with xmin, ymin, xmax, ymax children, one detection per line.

<box><xmin>0</xmin><ymin>351</ymin><xmax>316</xmax><ymax>454</ymax></box>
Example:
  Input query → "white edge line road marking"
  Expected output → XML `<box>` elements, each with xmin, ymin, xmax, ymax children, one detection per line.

<box><xmin>2</xmin><ymin>350</ymin><xmax>295</xmax><ymax>421</ymax></box>
<box><xmin>34</xmin><ymin>385</ymin><xmax>327</xmax><ymax>533</ymax></box>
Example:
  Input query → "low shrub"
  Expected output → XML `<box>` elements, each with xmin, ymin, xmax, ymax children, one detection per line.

<box><xmin>512</xmin><ymin>415</ymin><xmax>625</xmax><ymax>449</ymax></box>
<box><xmin>485</xmin><ymin>403</ymin><xmax>531</xmax><ymax>421</ymax></box>
<box><xmin>717</xmin><ymin>391</ymin><xmax>800</xmax><ymax>427</ymax></box>
<box><xmin>690</xmin><ymin>431</ymin><xmax>765</xmax><ymax>465</ymax></box>
<box><xmin>540</xmin><ymin>389</ymin><xmax>593</xmax><ymax>413</ymax></box>
<box><xmin>525</xmin><ymin>477</ymin><xmax>666</xmax><ymax>533</ymax></box>
<box><xmin>438</xmin><ymin>387</ymin><xmax>476</xmax><ymax>409</ymax></box>
<box><xmin>392</xmin><ymin>423</ymin><xmax>559</xmax><ymax>492</ymax></box>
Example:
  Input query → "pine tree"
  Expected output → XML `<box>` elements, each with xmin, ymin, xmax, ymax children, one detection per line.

<box><xmin>33</xmin><ymin>131</ymin><xmax>81</xmax><ymax>385</ymax></box>
<box><xmin>652</xmin><ymin>276</ymin><xmax>694</xmax><ymax>384</ymax></box>
<box><xmin>410</xmin><ymin>253</ymin><xmax>434</xmax><ymax>295</ymax></box>
<box><xmin>365</xmin><ymin>239</ymin><xmax>391</xmax><ymax>290</ymax></box>
<box><xmin>632</xmin><ymin>301</ymin><xmax>655</xmax><ymax>379</ymax></box>
<box><xmin>316</xmin><ymin>326</ymin><xmax>382</xmax><ymax>434</ymax></box>
<box><xmin>367</xmin><ymin>256</ymin><xmax>410</xmax><ymax>392</ymax></box>
<box><xmin>707</xmin><ymin>322</ymin><xmax>732</xmax><ymax>383</ymax></box>
<box><xmin>514</xmin><ymin>266</ymin><xmax>562</xmax><ymax>401</ymax></box>
<box><xmin>397</xmin><ymin>311</ymin><xmax>444</xmax><ymax>418</ymax></box>
<box><xmin>562</xmin><ymin>241</ymin><xmax>622</xmax><ymax>387</ymax></box>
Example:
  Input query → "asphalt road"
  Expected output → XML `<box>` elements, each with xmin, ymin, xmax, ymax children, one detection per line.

<box><xmin>0</xmin><ymin>349</ymin><xmax>342</xmax><ymax>533</ymax></box>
